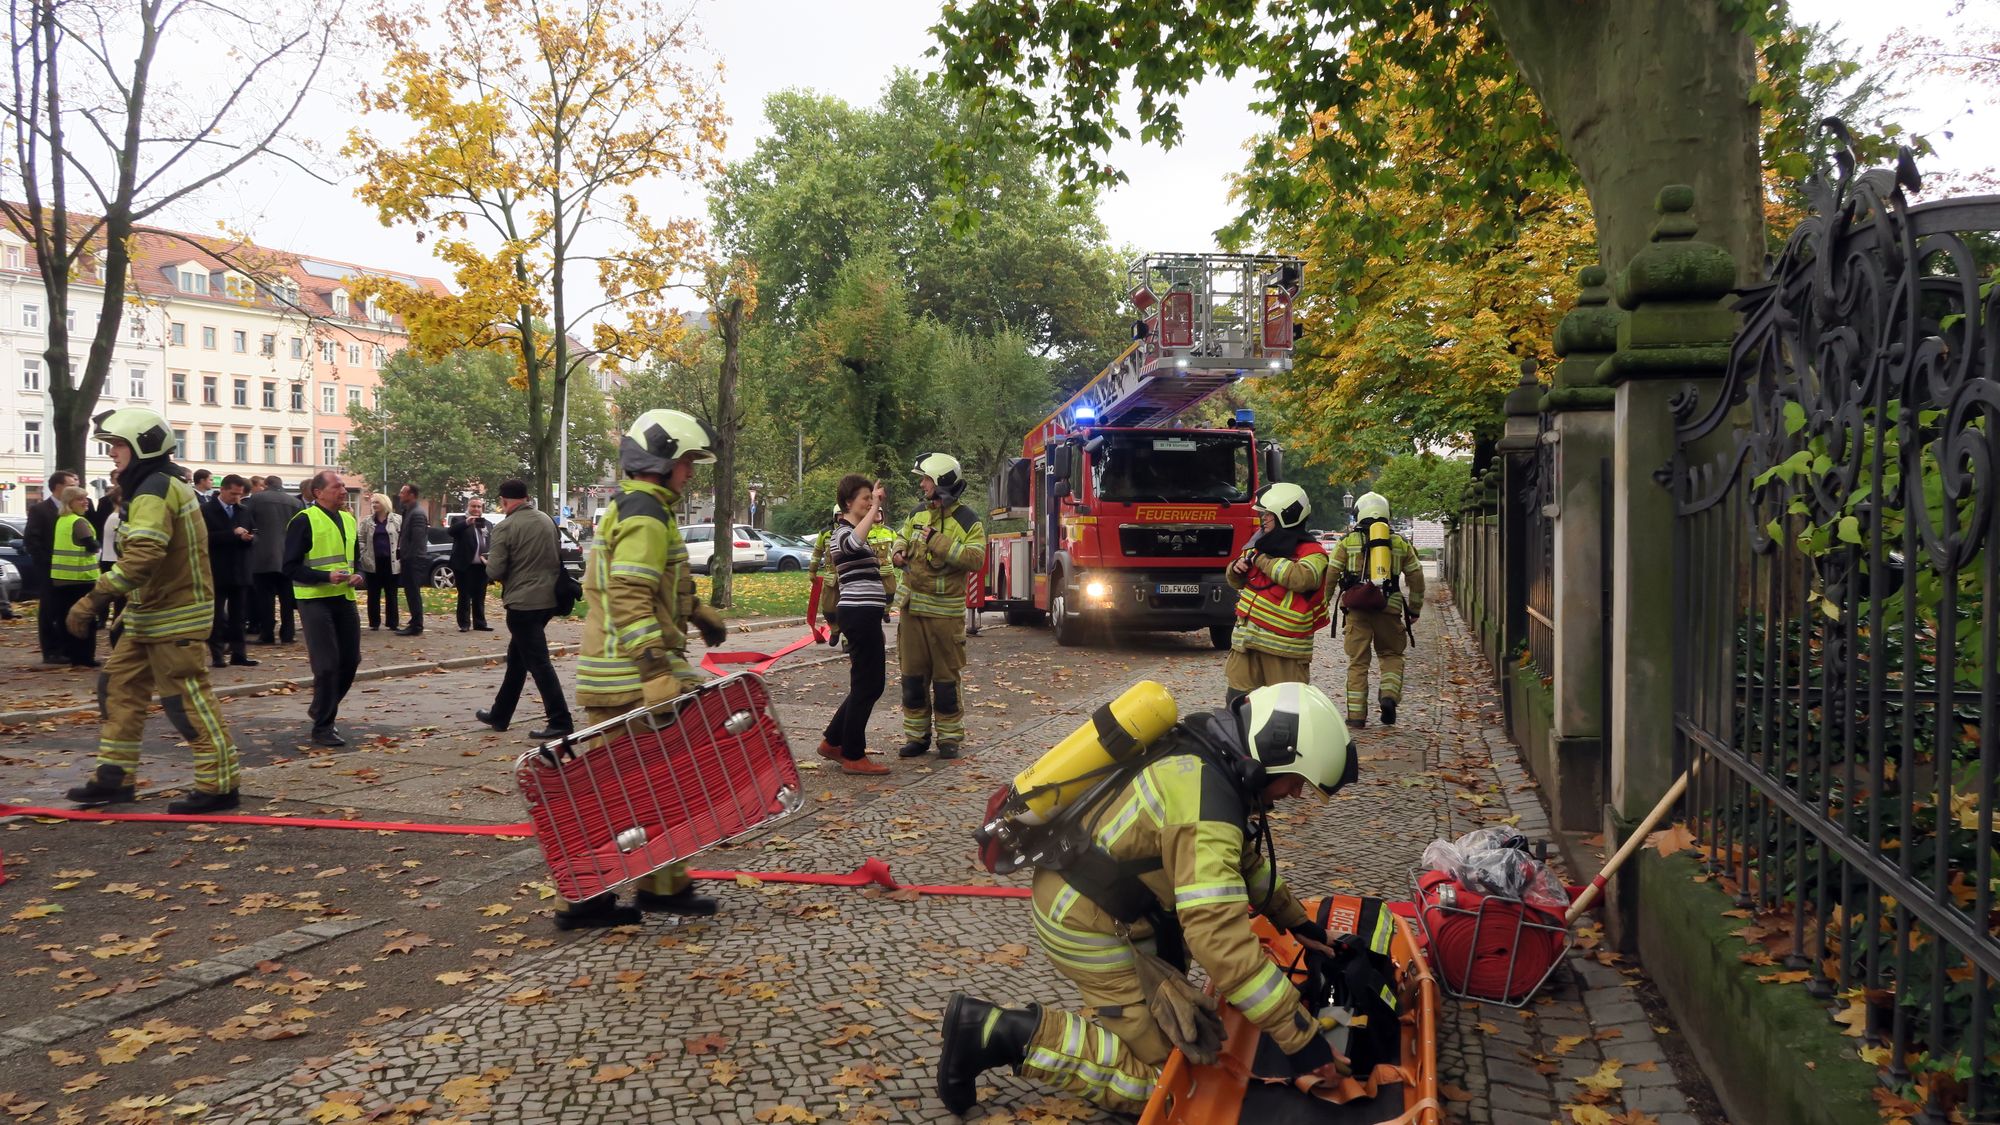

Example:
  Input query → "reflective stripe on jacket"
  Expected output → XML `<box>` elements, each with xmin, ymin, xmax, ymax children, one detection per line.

<box><xmin>98</xmin><ymin>470</ymin><xmax>213</xmax><ymax>641</ymax></box>
<box><xmin>51</xmin><ymin>513</ymin><xmax>100</xmax><ymax>584</ymax></box>
<box><xmin>896</xmin><ymin>501</ymin><xmax>986</xmax><ymax>618</ymax></box>
<box><xmin>1226</xmin><ymin>540</ymin><xmax>1329</xmax><ymax>657</ymax></box>
<box><xmin>292</xmin><ymin>506</ymin><xmax>359</xmax><ymax>601</ymax></box>
<box><xmin>577</xmin><ymin>481</ymin><xmax>696</xmax><ymax>706</ymax></box>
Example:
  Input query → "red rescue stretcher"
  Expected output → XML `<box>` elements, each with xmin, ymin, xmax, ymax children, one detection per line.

<box><xmin>1140</xmin><ymin>895</ymin><xmax>1442</xmax><ymax>1125</ymax></box>
<box><xmin>514</xmin><ymin>672</ymin><xmax>807</xmax><ymax>902</ymax></box>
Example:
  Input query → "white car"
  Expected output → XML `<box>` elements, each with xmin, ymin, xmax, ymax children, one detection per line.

<box><xmin>680</xmin><ymin>523</ymin><xmax>767</xmax><ymax>574</ymax></box>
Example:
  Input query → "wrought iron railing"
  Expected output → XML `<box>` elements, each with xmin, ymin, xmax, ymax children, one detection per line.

<box><xmin>1665</xmin><ymin>136</ymin><xmax>2000</xmax><ymax>1119</ymax></box>
<box><xmin>1523</xmin><ymin>414</ymin><xmax>1558</xmax><ymax>680</ymax></box>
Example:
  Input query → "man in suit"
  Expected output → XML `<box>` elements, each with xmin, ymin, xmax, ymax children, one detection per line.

<box><xmin>26</xmin><ymin>469</ymin><xmax>77</xmax><ymax>663</ymax></box>
<box><xmin>475</xmin><ymin>479</ymin><xmax>572</xmax><ymax>737</ymax></box>
<box><xmin>246</xmin><ymin>474</ymin><xmax>303</xmax><ymax>644</ymax></box>
<box><xmin>448</xmin><ymin>496</ymin><xmax>495</xmax><ymax>632</ymax></box>
<box><xmin>203</xmin><ymin>474</ymin><xmax>259</xmax><ymax>668</ymax></box>
<box><xmin>394</xmin><ymin>482</ymin><xmax>429</xmax><ymax>635</ymax></box>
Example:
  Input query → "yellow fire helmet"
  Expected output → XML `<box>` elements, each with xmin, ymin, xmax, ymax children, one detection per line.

<box><xmin>1355</xmin><ymin>491</ymin><xmax>1391</xmax><ymax>523</ymax></box>
<box><xmin>1253</xmin><ymin>481</ymin><xmax>1311</xmax><ymax>528</ymax></box>
<box><xmin>92</xmin><ymin>407</ymin><xmax>176</xmax><ymax>459</ymax></box>
<box><xmin>1241</xmin><ymin>682</ymin><xmax>1356</xmax><ymax>798</ymax></box>
<box><xmin>621</xmin><ymin>408</ymin><xmax>716</xmax><ymax>476</ymax></box>
<box><xmin>912</xmin><ymin>452</ymin><xmax>964</xmax><ymax>498</ymax></box>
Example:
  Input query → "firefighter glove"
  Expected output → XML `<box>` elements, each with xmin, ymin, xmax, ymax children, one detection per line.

<box><xmin>691</xmin><ymin>605</ymin><xmax>728</xmax><ymax>647</ymax></box>
<box><xmin>1291</xmin><ymin>919</ymin><xmax>1331</xmax><ymax>949</ymax></box>
<box><xmin>1133</xmin><ymin>946</ymin><xmax>1223</xmax><ymax>1066</ymax></box>
<box><xmin>66</xmin><ymin>593</ymin><xmax>104</xmax><ymax>638</ymax></box>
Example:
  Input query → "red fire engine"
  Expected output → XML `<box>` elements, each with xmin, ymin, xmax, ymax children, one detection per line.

<box><xmin>980</xmin><ymin>252</ymin><xmax>1303</xmax><ymax>647</ymax></box>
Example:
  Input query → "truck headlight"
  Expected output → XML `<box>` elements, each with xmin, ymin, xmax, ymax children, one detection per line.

<box><xmin>1084</xmin><ymin>580</ymin><xmax>1108</xmax><ymax>600</ymax></box>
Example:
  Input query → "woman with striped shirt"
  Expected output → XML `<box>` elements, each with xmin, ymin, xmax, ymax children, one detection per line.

<box><xmin>816</xmin><ymin>474</ymin><xmax>892</xmax><ymax>774</ymax></box>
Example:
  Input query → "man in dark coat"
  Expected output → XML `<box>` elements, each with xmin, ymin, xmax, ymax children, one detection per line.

<box><xmin>25</xmin><ymin>470</ymin><xmax>77</xmax><ymax>662</ymax></box>
<box><xmin>447</xmin><ymin>497</ymin><xmax>495</xmax><ymax>632</ymax></box>
<box><xmin>203</xmin><ymin>474</ymin><xmax>259</xmax><ymax>668</ymax></box>
<box><xmin>246</xmin><ymin>474</ymin><xmax>302</xmax><ymax>644</ymax></box>
<box><xmin>394</xmin><ymin>483</ymin><xmax>430</xmax><ymax>635</ymax></box>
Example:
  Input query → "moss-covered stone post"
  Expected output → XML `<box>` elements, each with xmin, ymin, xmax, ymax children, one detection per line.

<box><xmin>1598</xmin><ymin>186</ymin><xmax>1735</xmax><ymax>943</ymax></box>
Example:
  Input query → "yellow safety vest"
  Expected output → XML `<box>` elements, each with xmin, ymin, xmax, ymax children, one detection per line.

<box><xmin>292</xmin><ymin>505</ymin><xmax>358</xmax><ymax>601</ymax></box>
<box><xmin>51</xmin><ymin>512</ymin><xmax>99</xmax><ymax>584</ymax></box>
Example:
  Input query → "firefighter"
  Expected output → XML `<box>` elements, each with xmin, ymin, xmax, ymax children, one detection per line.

<box><xmin>1223</xmin><ymin>482</ymin><xmax>1329</xmax><ymax>706</ymax></box>
<box><xmin>64</xmin><ymin>409</ymin><xmax>245</xmax><ymax>814</ymax></box>
<box><xmin>936</xmin><ymin>682</ymin><xmax>1358</xmax><ymax>1116</ymax></box>
<box><xmin>893</xmin><ymin>453</ymin><xmax>986</xmax><ymax>760</ymax></box>
<box><xmin>560</xmin><ymin>408</ymin><xmax>732</xmax><ymax>930</ymax></box>
<box><xmin>1328</xmin><ymin>491</ymin><xmax>1425</xmax><ymax>727</ymax></box>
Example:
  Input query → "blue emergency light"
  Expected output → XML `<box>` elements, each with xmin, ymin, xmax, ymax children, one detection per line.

<box><xmin>1073</xmin><ymin>405</ymin><xmax>1098</xmax><ymax>424</ymax></box>
<box><xmin>1234</xmin><ymin>408</ymin><xmax>1255</xmax><ymax>426</ymax></box>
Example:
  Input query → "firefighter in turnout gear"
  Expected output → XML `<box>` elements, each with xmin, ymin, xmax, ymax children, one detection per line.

<box><xmin>560</xmin><ymin>409</ymin><xmax>733</xmax><ymax>929</ymax></box>
<box><xmin>1328</xmin><ymin>492</ymin><xmax>1425</xmax><ymax>727</ymax></box>
<box><xmin>64</xmin><ymin>409</ymin><xmax>245</xmax><ymax>815</ymax></box>
<box><xmin>936</xmin><ymin>683</ymin><xmax>1358</xmax><ymax>1116</ymax></box>
<box><xmin>1224</xmin><ymin>483</ymin><xmax>1330</xmax><ymax>706</ymax></box>
<box><xmin>893</xmin><ymin>453</ymin><xmax>986</xmax><ymax>760</ymax></box>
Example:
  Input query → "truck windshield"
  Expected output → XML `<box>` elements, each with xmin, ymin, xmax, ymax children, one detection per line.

<box><xmin>1090</xmin><ymin>432</ymin><xmax>1253</xmax><ymax>503</ymax></box>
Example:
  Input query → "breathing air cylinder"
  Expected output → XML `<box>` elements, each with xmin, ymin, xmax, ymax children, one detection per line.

<box><xmin>1009</xmin><ymin>680</ymin><xmax>1179</xmax><ymax>824</ymax></box>
<box><xmin>1364</xmin><ymin>519</ymin><xmax>1394</xmax><ymax>585</ymax></box>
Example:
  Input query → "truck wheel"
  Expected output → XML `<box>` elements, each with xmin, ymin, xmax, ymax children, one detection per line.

<box><xmin>1209</xmin><ymin>622</ymin><xmax>1232</xmax><ymax>650</ymax></box>
<box><xmin>1051</xmin><ymin>592</ymin><xmax>1084</xmax><ymax>647</ymax></box>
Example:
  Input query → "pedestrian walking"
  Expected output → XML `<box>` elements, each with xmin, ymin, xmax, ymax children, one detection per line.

<box><xmin>286</xmin><ymin>471</ymin><xmax>366</xmax><ymax>747</ymax></box>
<box><xmin>202</xmin><ymin>474</ymin><xmax>259</xmax><ymax>668</ymax></box>
<box><xmin>448</xmin><ymin>497</ymin><xmax>494</xmax><ymax>632</ymax></box>
<box><xmin>64</xmin><ymin>409</ymin><xmax>244</xmax><ymax>814</ymax></box>
<box><xmin>1222</xmin><ymin>483</ymin><xmax>1330</xmax><ymax>706</ymax></box>
<box><xmin>47</xmin><ymin>487</ymin><xmax>102</xmax><ymax>667</ymax></box>
<box><xmin>247</xmin><ymin>474</ymin><xmax>302</xmax><ymax>644</ymax></box>
<box><xmin>893</xmin><ymin>453</ymin><xmax>986</xmax><ymax>761</ymax></box>
<box><xmin>1328</xmin><ymin>491</ymin><xmax>1426</xmax><ymax>727</ymax></box>
<box><xmin>394</xmin><ymin>483</ymin><xmax>429</xmax><ymax>635</ymax></box>
<box><xmin>26</xmin><ymin>469</ymin><xmax>78</xmax><ymax>663</ymax></box>
<box><xmin>476</xmin><ymin>479</ymin><xmax>574</xmax><ymax>738</ymax></box>
<box><xmin>814</xmin><ymin>474</ymin><xmax>891</xmax><ymax>775</ymax></box>
<box><xmin>559</xmin><ymin>409</ymin><xmax>731</xmax><ymax>929</ymax></box>
<box><xmin>357</xmin><ymin>493</ymin><xmax>403</xmax><ymax>631</ymax></box>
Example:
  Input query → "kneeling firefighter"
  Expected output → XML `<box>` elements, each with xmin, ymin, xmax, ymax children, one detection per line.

<box><xmin>938</xmin><ymin>682</ymin><xmax>1358</xmax><ymax>1116</ymax></box>
<box><xmin>1224</xmin><ymin>482</ymin><xmax>1329</xmax><ymax>706</ymax></box>
<box><xmin>1328</xmin><ymin>492</ymin><xmax>1425</xmax><ymax>727</ymax></box>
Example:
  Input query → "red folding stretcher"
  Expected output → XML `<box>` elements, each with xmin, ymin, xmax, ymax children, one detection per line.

<box><xmin>514</xmin><ymin>672</ymin><xmax>807</xmax><ymax>902</ymax></box>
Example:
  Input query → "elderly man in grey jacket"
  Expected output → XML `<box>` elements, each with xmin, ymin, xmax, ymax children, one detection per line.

<box><xmin>475</xmin><ymin>479</ymin><xmax>573</xmax><ymax>738</ymax></box>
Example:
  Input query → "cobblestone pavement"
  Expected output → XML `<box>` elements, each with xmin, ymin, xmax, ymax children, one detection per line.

<box><xmin>0</xmin><ymin>586</ymin><xmax>1723</xmax><ymax>1124</ymax></box>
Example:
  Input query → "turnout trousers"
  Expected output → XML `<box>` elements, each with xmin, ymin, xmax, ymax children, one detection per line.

<box><xmin>1222</xmin><ymin>647</ymin><xmax>1312</xmax><ymax>706</ymax></box>
<box><xmin>96</xmin><ymin>635</ymin><xmax>240</xmax><ymax>794</ymax></box>
<box><xmin>897</xmin><ymin>612</ymin><xmax>967</xmax><ymax>748</ymax></box>
<box><xmin>1342</xmin><ymin>609</ymin><xmax>1409</xmax><ymax>719</ymax></box>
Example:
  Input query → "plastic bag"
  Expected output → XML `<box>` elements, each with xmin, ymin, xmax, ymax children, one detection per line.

<box><xmin>1418</xmin><ymin>827</ymin><xmax>1570</xmax><ymax>913</ymax></box>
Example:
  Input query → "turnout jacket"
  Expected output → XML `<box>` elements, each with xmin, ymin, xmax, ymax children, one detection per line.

<box><xmin>1225</xmin><ymin>535</ymin><xmax>1330</xmax><ymax>659</ymax></box>
<box><xmin>1030</xmin><ymin>712</ymin><xmax>1317</xmax><ymax>1053</ymax></box>
<box><xmin>1327</xmin><ymin>530</ymin><xmax>1427</xmax><ymax>618</ymax></box>
<box><xmin>896</xmin><ymin>500</ymin><xmax>986</xmax><ymax>618</ymax></box>
<box><xmin>95</xmin><ymin>465</ymin><xmax>215</xmax><ymax>642</ymax></box>
<box><xmin>577</xmin><ymin>480</ymin><xmax>724</xmax><ymax>706</ymax></box>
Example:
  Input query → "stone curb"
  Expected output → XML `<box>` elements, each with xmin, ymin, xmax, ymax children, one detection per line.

<box><xmin>0</xmin><ymin>915</ymin><xmax>386</xmax><ymax>1061</ymax></box>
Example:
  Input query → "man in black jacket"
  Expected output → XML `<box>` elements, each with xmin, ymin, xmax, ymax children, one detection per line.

<box><xmin>25</xmin><ymin>470</ymin><xmax>77</xmax><ymax>663</ymax></box>
<box><xmin>394</xmin><ymin>483</ymin><xmax>429</xmax><ymax>635</ymax></box>
<box><xmin>447</xmin><ymin>497</ymin><xmax>494</xmax><ymax>632</ymax></box>
<box><xmin>246</xmin><ymin>475</ymin><xmax>302</xmax><ymax>644</ymax></box>
<box><xmin>203</xmin><ymin>474</ymin><xmax>259</xmax><ymax>668</ymax></box>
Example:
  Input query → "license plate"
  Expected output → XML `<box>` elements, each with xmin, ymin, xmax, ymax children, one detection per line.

<box><xmin>1156</xmin><ymin>583</ymin><xmax>1199</xmax><ymax>595</ymax></box>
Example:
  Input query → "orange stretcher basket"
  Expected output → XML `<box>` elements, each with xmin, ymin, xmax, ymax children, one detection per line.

<box><xmin>1138</xmin><ymin>895</ymin><xmax>1442</xmax><ymax>1125</ymax></box>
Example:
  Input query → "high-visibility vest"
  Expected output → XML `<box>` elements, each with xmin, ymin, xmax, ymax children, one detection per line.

<box><xmin>292</xmin><ymin>505</ymin><xmax>358</xmax><ymax>601</ymax></box>
<box><xmin>50</xmin><ymin>512</ymin><xmax>99</xmax><ymax>584</ymax></box>
<box><xmin>1235</xmin><ymin>540</ymin><xmax>1330</xmax><ymax>638</ymax></box>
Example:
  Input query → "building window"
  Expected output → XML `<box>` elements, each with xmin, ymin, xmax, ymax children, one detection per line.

<box><xmin>233</xmin><ymin>433</ymin><xmax>248</xmax><ymax>462</ymax></box>
<box><xmin>126</xmin><ymin>313</ymin><xmax>145</xmax><ymax>341</ymax></box>
<box><xmin>3</xmin><ymin>245</ymin><xmax>19</xmax><ymax>269</ymax></box>
<box><xmin>202</xmin><ymin>326</ymin><xmax>216</xmax><ymax>349</ymax></box>
<box><xmin>372</xmin><ymin>387</ymin><xmax>381</xmax><ymax>409</ymax></box>
<box><xmin>204</xmin><ymin>432</ymin><xmax>218</xmax><ymax>461</ymax></box>
<box><xmin>129</xmin><ymin>368</ymin><xmax>146</xmax><ymax>399</ymax></box>
<box><xmin>332</xmin><ymin>291</ymin><xmax>349</xmax><ymax>317</ymax></box>
<box><xmin>23</xmin><ymin>419</ymin><xmax>40</xmax><ymax>454</ymax></box>
<box><xmin>260</xmin><ymin>334</ymin><xmax>276</xmax><ymax>357</ymax></box>
<box><xmin>177</xmin><ymin>268</ymin><xmax>207</xmax><ymax>294</ymax></box>
<box><xmin>318</xmin><ymin>340</ymin><xmax>334</xmax><ymax>364</ymax></box>
<box><xmin>202</xmin><ymin>375</ymin><xmax>218</xmax><ymax>404</ymax></box>
<box><xmin>21</xmin><ymin>358</ymin><xmax>40</xmax><ymax>391</ymax></box>
<box><xmin>173</xmin><ymin>428</ymin><xmax>187</xmax><ymax>452</ymax></box>
<box><xmin>263</xmin><ymin>434</ymin><xmax>277</xmax><ymax>464</ymax></box>
<box><xmin>347</xmin><ymin>344</ymin><xmax>361</xmax><ymax>367</ymax></box>
<box><xmin>290</xmin><ymin>337</ymin><xmax>303</xmax><ymax>360</ymax></box>
<box><xmin>232</xmin><ymin>330</ymin><xmax>247</xmax><ymax>353</ymax></box>
<box><xmin>65</xmin><ymin>308</ymin><xmax>74</xmax><ymax>332</ymax></box>
<box><xmin>291</xmin><ymin>435</ymin><xmax>305</xmax><ymax>464</ymax></box>
<box><xmin>320</xmin><ymin>384</ymin><xmax>335</xmax><ymax>413</ymax></box>
<box><xmin>171</xmin><ymin>372</ymin><xmax>187</xmax><ymax>402</ymax></box>
<box><xmin>261</xmin><ymin>381</ymin><xmax>277</xmax><ymax>409</ymax></box>
<box><xmin>21</xmin><ymin>303</ymin><xmax>39</xmax><ymax>329</ymax></box>
<box><xmin>232</xmin><ymin>378</ymin><xmax>248</xmax><ymax>407</ymax></box>
<box><xmin>170</xmin><ymin>322</ymin><xmax>186</xmax><ymax>346</ymax></box>
<box><xmin>371</xmin><ymin>345</ymin><xmax>387</xmax><ymax>368</ymax></box>
<box><xmin>322</xmin><ymin>436</ymin><xmax>337</xmax><ymax>465</ymax></box>
<box><xmin>290</xmin><ymin>383</ymin><xmax>305</xmax><ymax>411</ymax></box>
<box><xmin>347</xmin><ymin>386</ymin><xmax>362</xmax><ymax>410</ymax></box>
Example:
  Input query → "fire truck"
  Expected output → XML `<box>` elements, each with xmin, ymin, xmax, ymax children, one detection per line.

<box><xmin>980</xmin><ymin>252</ymin><xmax>1302</xmax><ymax>647</ymax></box>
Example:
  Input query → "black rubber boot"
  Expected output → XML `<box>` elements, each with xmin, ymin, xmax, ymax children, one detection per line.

<box><xmin>936</xmin><ymin>993</ymin><xmax>1039</xmax><ymax>1115</ymax></box>
<box><xmin>635</xmin><ymin>885</ymin><xmax>719</xmax><ymax>916</ymax></box>
<box><xmin>553</xmin><ymin>893</ymin><xmax>642</xmax><ymax>931</ymax></box>
<box><xmin>66</xmin><ymin>765</ymin><xmax>135</xmax><ymax>807</ymax></box>
<box><xmin>936</xmin><ymin>742</ymin><xmax>962</xmax><ymax>760</ymax></box>
<box><xmin>897</xmin><ymin>740</ymin><xmax>931</xmax><ymax>759</ymax></box>
<box><xmin>1380</xmin><ymin>697</ymin><xmax>1398</xmax><ymax>726</ymax></box>
<box><xmin>167</xmin><ymin>789</ymin><xmax>241</xmax><ymax>816</ymax></box>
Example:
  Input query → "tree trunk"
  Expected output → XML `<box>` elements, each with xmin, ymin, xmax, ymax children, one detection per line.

<box><xmin>709</xmin><ymin>296</ymin><xmax>744</xmax><ymax>609</ymax></box>
<box><xmin>1489</xmin><ymin>0</ymin><xmax>1766</xmax><ymax>284</ymax></box>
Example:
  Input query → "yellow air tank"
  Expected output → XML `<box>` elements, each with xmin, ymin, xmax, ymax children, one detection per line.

<box><xmin>1011</xmin><ymin>680</ymin><xmax>1179</xmax><ymax>824</ymax></box>
<box><xmin>1364</xmin><ymin>520</ymin><xmax>1394</xmax><ymax>585</ymax></box>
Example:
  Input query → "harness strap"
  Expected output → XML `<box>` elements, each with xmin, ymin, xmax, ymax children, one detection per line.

<box><xmin>1092</xmin><ymin>701</ymin><xmax>1140</xmax><ymax>761</ymax></box>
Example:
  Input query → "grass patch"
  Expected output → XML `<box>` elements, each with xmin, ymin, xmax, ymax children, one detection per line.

<box><xmin>695</xmin><ymin>570</ymin><xmax>813</xmax><ymax>619</ymax></box>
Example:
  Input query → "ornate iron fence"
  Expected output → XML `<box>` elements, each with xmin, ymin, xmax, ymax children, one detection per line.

<box><xmin>1665</xmin><ymin>136</ymin><xmax>2000</xmax><ymax>1118</ymax></box>
<box><xmin>1523</xmin><ymin>413</ymin><xmax>1558</xmax><ymax>679</ymax></box>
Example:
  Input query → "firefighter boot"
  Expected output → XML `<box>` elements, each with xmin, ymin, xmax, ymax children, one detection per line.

<box><xmin>635</xmin><ymin>885</ymin><xmax>719</xmax><ymax>916</ymax></box>
<box><xmin>553</xmin><ymin>893</ymin><xmax>642</xmax><ymax>931</ymax></box>
<box><xmin>67</xmin><ymin>765</ymin><xmax>135</xmax><ymax>807</ymax></box>
<box><xmin>168</xmin><ymin>789</ymin><xmax>241</xmax><ymax>816</ymax></box>
<box><xmin>937</xmin><ymin>994</ymin><xmax>1040</xmax><ymax>1116</ymax></box>
<box><xmin>1380</xmin><ymin>697</ymin><xmax>1398</xmax><ymax>726</ymax></box>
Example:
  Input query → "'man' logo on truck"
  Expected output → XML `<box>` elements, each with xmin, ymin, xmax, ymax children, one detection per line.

<box><xmin>1133</xmin><ymin>505</ymin><xmax>1219</xmax><ymax>522</ymax></box>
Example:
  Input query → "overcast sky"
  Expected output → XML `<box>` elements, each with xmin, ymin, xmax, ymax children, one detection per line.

<box><xmin>209</xmin><ymin>0</ymin><xmax>1987</xmax><ymax>292</ymax></box>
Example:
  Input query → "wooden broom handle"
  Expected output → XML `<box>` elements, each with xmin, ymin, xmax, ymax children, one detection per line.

<box><xmin>1565</xmin><ymin>758</ymin><xmax>1702</xmax><ymax>926</ymax></box>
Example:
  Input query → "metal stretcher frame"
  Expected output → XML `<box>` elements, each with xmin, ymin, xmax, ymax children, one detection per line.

<box><xmin>514</xmin><ymin>672</ymin><xmax>806</xmax><ymax>902</ymax></box>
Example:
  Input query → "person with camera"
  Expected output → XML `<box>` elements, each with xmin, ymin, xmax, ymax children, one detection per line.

<box><xmin>448</xmin><ymin>497</ymin><xmax>496</xmax><ymax>632</ymax></box>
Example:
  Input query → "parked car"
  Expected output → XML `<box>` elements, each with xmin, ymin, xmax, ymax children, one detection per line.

<box><xmin>741</xmin><ymin>527</ymin><xmax>810</xmax><ymax>572</ymax></box>
<box><xmin>0</xmin><ymin>517</ymin><xmax>29</xmax><ymax>597</ymax></box>
<box><xmin>415</xmin><ymin>513</ymin><xmax>583</xmax><ymax>590</ymax></box>
<box><xmin>680</xmin><ymin>523</ymin><xmax>767</xmax><ymax>575</ymax></box>
<box><xmin>0</xmin><ymin>557</ymin><xmax>19</xmax><ymax>603</ymax></box>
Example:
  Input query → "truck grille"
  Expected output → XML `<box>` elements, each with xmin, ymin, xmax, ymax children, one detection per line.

<box><xmin>1117</xmin><ymin>524</ymin><xmax>1235</xmax><ymax>558</ymax></box>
